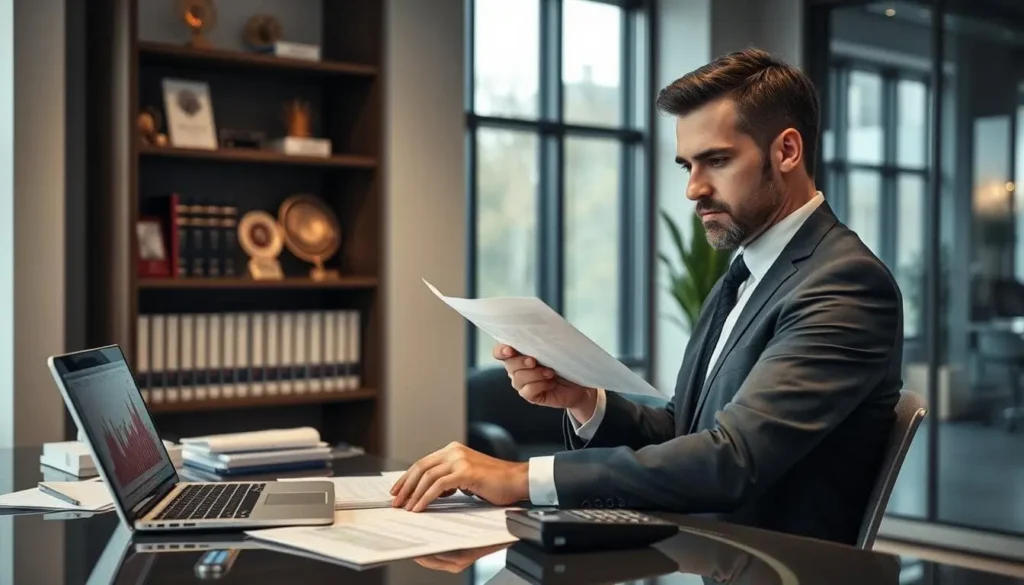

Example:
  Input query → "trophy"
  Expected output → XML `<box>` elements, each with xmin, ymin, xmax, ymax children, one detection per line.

<box><xmin>178</xmin><ymin>0</ymin><xmax>217</xmax><ymax>49</ymax></box>
<box><xmin>238</xmin><ymin>211</ymin><xmax>285</xmax><ymax>280</ymax></box>
<box><xmin>278</xmin><ymin>195</ymin><xmax>341</xmax><ymax>281</ymax></box>
<box><xmin>282</xmin><ymin>99</ymin><xmax>312</xmax><ymax>138</ymax></box>
<box><xmin>243</xmin><ymin>14</ymin><xmax>282</xmax><ymax>52</ymax></box>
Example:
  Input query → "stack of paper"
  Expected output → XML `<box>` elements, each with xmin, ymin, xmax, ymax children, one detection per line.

<box><xmin>280</xmin><ymin>471</ymin><xmax>482</xmax><ymax>510</ymax></box>
<box><xmin>245</xmin><ymin>507</ymin><xmax>519</xmax><ymax>568</ymax></box>
<box><xmin>0</xmin><ymin>479</ymin><xmax>114</xmax><ymax>513</ymax></box>
<box><xmin>180</xmin><ymin>427</ymin><xmax>333</xmax><ymax>476</ymax></box>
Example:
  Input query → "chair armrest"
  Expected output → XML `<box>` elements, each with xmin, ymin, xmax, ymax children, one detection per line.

<box><xmin>468</xmin><ymin>422</ymin><xmax>520</xmax><ymax>461</ymax></box>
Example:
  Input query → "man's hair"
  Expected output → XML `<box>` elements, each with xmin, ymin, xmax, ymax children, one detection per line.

<box><xmin>656</xmin><ymin>48</ymin><xmax>820</xmax><ymax>178</ymax></box>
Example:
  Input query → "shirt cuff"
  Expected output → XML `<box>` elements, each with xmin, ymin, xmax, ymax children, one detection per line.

<box><xmin>528</xmin><ymin>456</ymin><xmax>559</xmax><ymax>506</ymax></box>
<box><xmin>568</xmin><ymin>388</ymin><xmax>607</xmax><ymax>441</ymax></box>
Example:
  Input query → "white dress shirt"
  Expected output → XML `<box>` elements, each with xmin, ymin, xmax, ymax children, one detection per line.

<box><xmin>527</xmin><ymin>192</ymin><xmax>826</xmax><ymax>506</ymax></box>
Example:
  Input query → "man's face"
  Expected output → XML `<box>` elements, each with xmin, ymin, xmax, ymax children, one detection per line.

<box><xmin>674</xmin><ymin>98</ymin><xmax>783</xmax><ymax>250</ymax></box>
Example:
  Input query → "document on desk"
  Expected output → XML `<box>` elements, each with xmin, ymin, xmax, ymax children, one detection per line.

<box><xmin>278</xmin><ymin>471</ymin><xmax>483</xmax><ymax>510</ymax></box>
<box><xmin>245</xmin><ymin>507</ymin><xmax>518</xmax><ymax>567</ymax></box>
<box><xmin>0</xmin><ymin>482</ymin><xmax>113</xmax><ymax>512</ymax></box>
<box><xmin>424</xmin><ymin>279</ymin><xmax>662</xmax><ymax>398</ymax></box>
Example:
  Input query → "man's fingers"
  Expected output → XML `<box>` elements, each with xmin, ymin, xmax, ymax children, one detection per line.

<box><xmin>511</xmin><ymin>366</ymin><xmax>554</xmax><ymax>389</ymax></box>
<box><xmin>404</xmin><ymin>463</ymin><xmax>452</xmax><ymax>511</ymax></box>
<box><xmin>393</xmin><ymin>452</ymin><xmax>445</xmax><ymax>507</ymax></box>
<box><xmin>503</xmin><ymin>355</ymin><xmax>541</xmax><ymax>376</ymax></box>
<box><xmin>411</xmin><ymin>473</ymin><xmax>461</xmax><ymax>513</ymax></box>
<box><xmin>389</xmin><ymin>475</ymin><xmax>405</xmax><ymax>496</ymax></box>
<box><xmin>493</xmin><ymin>344</ymin><xmax>520</xmax><ymax>360</ymax></box>
<box><xmin>519</xmin><ymin>380</ymin><xmax>554</xmax><ymax>404</ymax></box>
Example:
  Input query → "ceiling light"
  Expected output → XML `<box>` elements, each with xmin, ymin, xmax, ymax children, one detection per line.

<box><xmin>885</xmin><ymin>8</ymin><xmax>896</xmax><ymax>17</ymax></box>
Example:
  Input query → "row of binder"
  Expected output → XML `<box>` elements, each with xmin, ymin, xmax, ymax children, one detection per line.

<box><xmin>136</xmin><ymin>311</ymin><xmax>361</xmax><ymax>404</ymax></box>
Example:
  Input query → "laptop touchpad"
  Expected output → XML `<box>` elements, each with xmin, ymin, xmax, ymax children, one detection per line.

<box><xmin>265</xmin><ymin>492</ymin><xmax>326</xmax><ymax>506</ymax></box>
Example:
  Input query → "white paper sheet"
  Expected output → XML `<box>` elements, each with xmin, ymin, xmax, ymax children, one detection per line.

<box><xmin>279</xmin><ymin>471</ymin><xmax>483</xmax><ymax>510</ymax></box>
<box><xmin>424</xmin><ymin>279</ymin><xmax>663</xmax><ymax>398</ymax></box>
<box><xmin>37</xmin><ymin>480</ymin><xmax>114</xmax><ymax>510</ymax></box>
<box><xmin>0</xmin><ymin>485</ymin><xmax>113</xmax><ymax>512</ymax></box>
<box><xmin>245</xmin><ymin>507</ymin><xmax>518</xmax><ymax>567</ymax></box>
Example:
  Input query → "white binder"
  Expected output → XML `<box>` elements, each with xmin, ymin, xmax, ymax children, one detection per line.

<box><xmin>208</xmin><ymin>313</ymin><xmax>222</xmax><ymax>400</ymax></box>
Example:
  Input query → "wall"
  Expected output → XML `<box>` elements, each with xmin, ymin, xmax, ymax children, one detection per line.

<box><xmin>0</xmin><ymin>2</ymin><xmax>68</xmax><ymax>584</ymax></box>
<box><xmin>652</xmin><ymin>0</ymin><xmax>803</xmax><ymax>392</ymax></box>
<box><xmin>0</xmin><ymin>0</ymin><xmax>67</xmax><ymax>450</ymax></box>
<box><xmin>383</xmin><ymin>0</ymin><xmax>467</xmax><ymax>463</ymax></box>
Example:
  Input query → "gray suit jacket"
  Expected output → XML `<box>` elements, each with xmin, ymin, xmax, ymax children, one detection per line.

<box><xmin>553</xmin><ymin>201</ymin><xmax>903</xmax><ymax>546</ymax></box>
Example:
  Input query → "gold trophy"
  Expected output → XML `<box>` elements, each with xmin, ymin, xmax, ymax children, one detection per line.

<box><xmin>238</xmin><ymin>211</ymin><xmax>285</xmax><ymax>280</ymax></box>
<box><xmin>278</xmin><ymin>195</ymin><xmax>341</xmax><ymax>281</ymax></box>
<box><xmin>243</xmin><ymin>14</ymin><xmax>282</xmax><ymax>51</ymax></box>
<box><xmin>178</xmin><ymin>0</ymin><xmax>217</xmax><ymax>49</ymax></box>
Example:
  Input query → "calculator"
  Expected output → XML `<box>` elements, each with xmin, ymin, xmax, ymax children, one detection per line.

<box><xmin>505</xmin><ymin>508</ymin><xmax>679</xmax><ymax>552</ymax></box>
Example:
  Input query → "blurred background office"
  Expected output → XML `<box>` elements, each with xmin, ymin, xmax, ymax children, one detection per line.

<box><xmin>1</xmin><ymin>0</ymin><xmax>1022</xmax><ymax>571</ymax></box>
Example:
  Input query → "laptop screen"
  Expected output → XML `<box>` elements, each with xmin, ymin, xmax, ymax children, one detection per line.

<box><xmin>50</xmin><ymin>346</ymin><xmax>177</xmax><ymax>522</ymax></box>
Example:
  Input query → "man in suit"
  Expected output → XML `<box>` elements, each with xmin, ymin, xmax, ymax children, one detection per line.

<box><xmin>390</xmin><ymin>48</ymin><xmax>903</xmax><ymax>546</ymax></box>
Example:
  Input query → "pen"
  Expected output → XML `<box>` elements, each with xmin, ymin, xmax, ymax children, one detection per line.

<box><xmin>38</xmin><ymin>484</ymin><xmax>82</xmax><ymax>507</ymax></box>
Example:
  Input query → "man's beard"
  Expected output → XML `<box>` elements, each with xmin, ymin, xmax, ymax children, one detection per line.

<box><xmin>698</xmin><ymin>173</ymin><xmax>783</xmax><ymax>251</ymax></box>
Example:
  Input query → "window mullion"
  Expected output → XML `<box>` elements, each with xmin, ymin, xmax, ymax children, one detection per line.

<box><xmin>538</xmin><ymin>0</ymin><xmax>563</xmax><ymax>312</ymax></box>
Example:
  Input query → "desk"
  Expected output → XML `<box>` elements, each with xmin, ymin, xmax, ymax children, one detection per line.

<box><xmin>0</xmin><ymin>445</ymin><xmax>1012</xmax><ymax>584</ymax></box>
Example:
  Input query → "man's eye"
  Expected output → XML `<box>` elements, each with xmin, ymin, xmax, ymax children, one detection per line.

<box><xmin>678</xmin><ymin>164</ymin><xmax>691</xmax><ymax>174</ymax></box>
<box><xmin>709</xmin><ymin>157</ymin><xmax>728</xmax><ymax>168</ymax></box>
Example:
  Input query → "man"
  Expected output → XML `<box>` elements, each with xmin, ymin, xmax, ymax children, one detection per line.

<box><xmin>390</xmin><ymin>48</ymin><xmax>903</xmax><ymax>546</ymax></box>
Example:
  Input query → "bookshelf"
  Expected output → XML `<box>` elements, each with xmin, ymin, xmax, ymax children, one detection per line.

<box><xmin>86</xmin><ymin>0</ymin><xmax>386</xmax><ymax>453</ymax></box>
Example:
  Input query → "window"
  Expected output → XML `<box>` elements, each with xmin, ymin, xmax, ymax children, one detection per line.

<box><xmin>466</xmin><ymin>0</ymin><xmax>652</xmax><ymax>374</ymax></box>
<box><xmin>823</xmin><ymin>62</ymin><xmax>929</xmax><ymax>338</ymax></box>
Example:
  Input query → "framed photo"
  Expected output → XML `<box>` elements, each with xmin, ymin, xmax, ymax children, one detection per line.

<box><xmin>137</xmin><ymin>217</ymin><xmax>170</xmax><ymax>277</ymax></box>
<box><xmin>162</xmin><ymin>78</ymin><xmax>218</xmax><ymax>150</ymax></box>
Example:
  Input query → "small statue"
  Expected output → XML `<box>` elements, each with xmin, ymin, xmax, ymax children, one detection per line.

<box><xmin>283</xmin><ymin>99</ymin><xmax>312</xmax><ymax>138</ymax></box>
<box><xmin>138</xmin><ymin>107</ymin><xmax>168</xmax><ymax>146</ymax></box>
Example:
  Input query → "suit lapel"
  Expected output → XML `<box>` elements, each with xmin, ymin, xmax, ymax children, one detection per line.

<box><xmin>687</xmin><ymin>201</ymin><xmax>840</xmax><ymax>432</ymax></box>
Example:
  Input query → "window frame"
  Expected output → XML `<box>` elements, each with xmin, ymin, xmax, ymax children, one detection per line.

<box><xmin>824</xmin><ymin>58</ymin><xmax>931</xmax><ymax>338</ymax></box>
<box><xmin>464</xmin><ymin>0</ymin><xmax>654</xmax><ymax>374</ymax></box>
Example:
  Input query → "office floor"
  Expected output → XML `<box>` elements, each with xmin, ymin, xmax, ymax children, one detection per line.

<box><xmin>888</xmin><ymin>420</ymin><xmax>1024</xmax><ymax>535</ymax></box>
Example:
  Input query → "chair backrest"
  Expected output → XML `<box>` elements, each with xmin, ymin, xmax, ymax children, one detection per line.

<box><xmin>857</xmin><ymin>389</ymin><xmax>928</xmax><ymax>549</ymax></box>
<box><xmin>466</xmin><ymin>366</ymin><xmax>565</xmax><ymax>444</ymax></box>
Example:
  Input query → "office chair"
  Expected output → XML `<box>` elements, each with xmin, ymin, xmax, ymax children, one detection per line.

<box><xmin>856</xmin><ymin>389</ymin><xmax>928</xmax><ymax>550</ymax></box>
<box><xmin>466</xmin><ymin>365</ymin><xmax>670</xmax><ymax>461</ymax></box>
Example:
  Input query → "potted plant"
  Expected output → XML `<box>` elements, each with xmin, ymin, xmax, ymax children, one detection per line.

<box><xmin>659</xmin><ymin>210</ymin><xmax>732</xmax><ymax>332</ymax></box>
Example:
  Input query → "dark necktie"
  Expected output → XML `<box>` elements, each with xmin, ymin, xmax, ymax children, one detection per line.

<box><xmin>692</xmin><ymin>254</ymin><xmax>751</xmax><ymax>392</ymax></box>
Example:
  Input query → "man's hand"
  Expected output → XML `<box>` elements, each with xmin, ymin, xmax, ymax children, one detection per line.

<box><xmin>414</xmin><ymin>543</ymin><xmax>512</xmax><ymax>573</ymax></box>
<box><xmin>389</xmin><ymin>442</ymin><xmax>529</xmax><ymax>512</ymax></box>
<box><xmin>494</xmin><ymin>343</ymin><xmax>599</xmax><ymax>421</ymax></box>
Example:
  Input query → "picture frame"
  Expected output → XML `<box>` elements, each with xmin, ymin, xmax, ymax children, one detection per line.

<box><xmin>137</xmin><ymin>216</ymin><xmax>171</xmax><ymax>277</ymax></box>
<box><xmin>162</xmin><ymin>78</ymin><xmax>218</xmax><ymax>150</ymax></box>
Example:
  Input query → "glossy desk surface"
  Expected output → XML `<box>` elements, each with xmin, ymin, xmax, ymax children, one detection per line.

<box><xmin>0</xmin><ymin>446</ymin><xmax>1016</xmax><ymax>584</ymax></box>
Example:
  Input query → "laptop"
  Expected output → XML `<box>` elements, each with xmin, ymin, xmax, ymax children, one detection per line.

<box><xmin>47</xmin><ymin>345</ymin><xmax>336</xmax><ymax>532</ymax></box>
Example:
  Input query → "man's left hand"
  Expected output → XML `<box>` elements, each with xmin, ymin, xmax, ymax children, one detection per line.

<box><xmin>389</xmin><ymin>442</ymin><xmax>529</xmax><ymax>512</ymax></box>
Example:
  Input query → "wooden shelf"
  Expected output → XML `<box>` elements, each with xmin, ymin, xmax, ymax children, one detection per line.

<box><xmin>139</xmin><ymin>276</ymin><xmax>378</xmax><ymax>290</ymax></box>
<box><xmin>139</xmin><ymin>144</ymin><xmax>377</xmax><ymax>169</ymax></box>
<box><xmin>138</xmin><ymin>41</ymin><xmax>378</xmax><ymax>78</ymax></box>
<box><xmin>147</xmin><ymin>388</ymin><xmax>378</xmax><ymax>414</ymax></box>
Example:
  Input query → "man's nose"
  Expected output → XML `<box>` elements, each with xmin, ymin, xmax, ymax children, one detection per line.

<box><xmin>686</xmin><ymin>176</ymin><xmax>712</xmax><ymax>201</ymax></box>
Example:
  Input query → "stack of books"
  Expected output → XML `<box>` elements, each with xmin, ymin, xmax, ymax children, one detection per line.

<box><xmin>40</xmin><ymin>439</ymin><xmax>182</xmax><ymax>477</ymax></box>
<box><xmin>179</xmin><ymin>427</ymin><xmax>338</xmax><ymax>477</ymax></box>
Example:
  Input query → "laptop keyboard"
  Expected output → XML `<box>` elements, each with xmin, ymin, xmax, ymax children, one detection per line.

<box><xmin>154</xmin><ymin>483</ymin><xmax>265</xmax><ymax>521</ymax></box>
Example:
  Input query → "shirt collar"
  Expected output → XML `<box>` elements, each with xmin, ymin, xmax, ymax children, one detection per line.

<box><xmin>739</xmin><ymin>192</ymin><xmax>825</xmax><ymax>281</ymax></box>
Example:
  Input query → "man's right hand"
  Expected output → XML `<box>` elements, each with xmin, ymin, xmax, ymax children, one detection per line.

<box><xmin>493</xmin><ymin>343</ymin><xmax>599</xmax><ymax>422</ymax></box>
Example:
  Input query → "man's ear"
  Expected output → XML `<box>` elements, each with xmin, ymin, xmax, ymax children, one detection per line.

<box><xmin>774</xmin><ymin>128</ymin><xmax>803</xmax><ymax>174</ymax></box>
